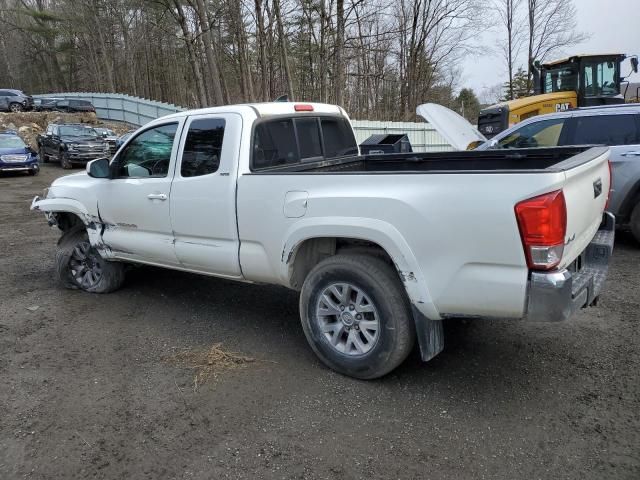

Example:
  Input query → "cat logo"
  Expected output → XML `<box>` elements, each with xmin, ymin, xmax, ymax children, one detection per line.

<box><xmin>555</xmin><ymin>103</ymin><xmax>571</xmax><ymax>112</ymax></box>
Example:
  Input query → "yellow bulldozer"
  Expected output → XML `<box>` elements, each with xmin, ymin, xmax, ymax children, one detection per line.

<box><xmin>478</xmin><ymin>53</ymin><xmax>639</xmax><ymax>138</ymax></box>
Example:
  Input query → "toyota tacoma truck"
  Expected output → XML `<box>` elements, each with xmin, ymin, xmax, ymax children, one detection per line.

<box><xmin>31</xmin><ymin>102</ymin><xmax>615</xmax><ymax>379</ymax></box>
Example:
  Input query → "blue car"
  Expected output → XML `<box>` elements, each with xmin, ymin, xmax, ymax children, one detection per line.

<box><xmin>0</xmin><ymin>131</ymin><xmax>39</xmax><ymax>175</ymax></box>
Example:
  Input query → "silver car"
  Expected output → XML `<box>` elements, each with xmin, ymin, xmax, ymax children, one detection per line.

<box><xmin>0</xmin><ymin>89</ymin><xmax>34</xmax><ymax>112</ymax></box>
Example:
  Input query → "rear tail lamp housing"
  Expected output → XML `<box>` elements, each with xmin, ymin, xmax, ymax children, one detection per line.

<box><xmin>515</xmin><ymin>190</ymin><xmax>566</xmax><ymax>270</ymax></box>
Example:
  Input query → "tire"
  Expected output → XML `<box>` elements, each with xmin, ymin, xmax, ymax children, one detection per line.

<box><xmin>9</xmin><ymin>102</ymin><xmax>23</xmax><ymax>112</ymax></box>
<box><xmin>39</xmin><ymin>145</ymin><xmax>49</xmax><ymax>163</ymax></box>
<box><xmin>59</xmin><ymin>150</ymin><xmax>72</xmax><ymax>169</ymax></box>
<box><xmin>55</xmin><ymin>229</ymin><xmax>125</xmax><ymax>293</ymax></box>
<box><xmin>299</xmin><ymin>254</ymin><xmax>415</xmax><ymax>379</ymax></box>
<box><xmin>630</xmin><ymin>202</ymin><xmax>640</xmax><ymax>245</ymax></box>
<box><xmin>28</xmin><ymin>169</ymin><xmax>37</xmax><ymax>176</ymax></box>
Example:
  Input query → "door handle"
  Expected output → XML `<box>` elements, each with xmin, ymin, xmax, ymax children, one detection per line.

<box><xmin>621</xmin><ymin>151</ymin><xmax>640</xmax><ymax>157</ymax></box>
<box><xmin>147</xmin><ymin>193</ymin><xmax>167</xmax><ymax>201</ymax></box>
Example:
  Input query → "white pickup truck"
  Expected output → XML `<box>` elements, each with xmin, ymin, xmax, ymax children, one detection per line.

<box><xmin>32</xmin><ymin>102</ymin><xmax>615</xmax><ymax>379</ymax></box>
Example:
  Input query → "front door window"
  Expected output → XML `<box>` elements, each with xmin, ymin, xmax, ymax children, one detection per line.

<box><xmin>113</xmin><ymin>123</ymin><xmax>178</xmax><ymax>178</ymax></box>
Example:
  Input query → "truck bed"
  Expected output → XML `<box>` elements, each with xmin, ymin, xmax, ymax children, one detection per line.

<box><xmin>252</xmin><ymin>146</ymin><xmax>604</xmax><ymax>174</ymax></box>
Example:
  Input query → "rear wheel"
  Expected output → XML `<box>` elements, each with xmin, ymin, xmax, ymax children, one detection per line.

<box><xmin>55</xmin><ymin>229</ymin><xmax>125</xmax><ymax>293</ymax></box>
<box><xmin>299</xmin><ymin>254</ymin><xmax>415</xmax><ymax>379</ymax></box>
<box><xmin>630</xmin><ymin>202</ymin><xmax>640</xmax><ymax>244</ymax></box>
<box><xmin>9</xmin><ymin>102</ymin><xmax>23</xmax><ymax>112</ymax></box>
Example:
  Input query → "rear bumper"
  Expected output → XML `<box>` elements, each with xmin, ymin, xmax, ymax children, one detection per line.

<box><xmin>525</xmin><ymin>212</ymin><xmax>615</xmax><ymax>322</ymax></box>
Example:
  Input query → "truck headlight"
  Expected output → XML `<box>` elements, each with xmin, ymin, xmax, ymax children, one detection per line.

<box><xmin>67</xmin><ymin>144</ymin><xmax>76</xmax><ymax>151</ymax></box>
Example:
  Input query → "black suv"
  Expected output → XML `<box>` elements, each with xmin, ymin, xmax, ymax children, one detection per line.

<box><xmin>38</xmin><ymin>98</ymin><xmax>96</xmax><ymax>113</ymax></box>
<box><xmin>0</xmin><ymin>89</ymin><xmax>34</xmax><ymax>112</ymax></box>
<box><xmin>37</xmin><ymin>123</ymin><xmax>110</xmax><ymax>169</ymax></box>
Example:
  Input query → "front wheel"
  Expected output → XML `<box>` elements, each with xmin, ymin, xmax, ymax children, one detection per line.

<box><xmin>59</xmin><ymin>150</ymin><xmax>72</xmax><ymax>169</ymax></box>
<box><xmin>300</xmin><ymin>254</ymin><xmax>415</xmax><ymax>379</ymax></box>
<box><xmin>55</xmin><ymin>229</ymin><xmax>125</xmax><ymax>293</ymax></box>
<box><xmin>9</xmin><ymin>102</ymin><xmax>23</xmax><ymax>112</ymax></box>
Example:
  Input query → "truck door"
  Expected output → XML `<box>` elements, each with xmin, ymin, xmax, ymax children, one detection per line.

<box><xmin>96</xmin><ymin>121</ymin><xmax>183</xmax><ymax>266</ymax></box>
<box><xmin>170</xmin><ymin>113</ymin><xmax>243</xmax><ymax>278</ymax></box>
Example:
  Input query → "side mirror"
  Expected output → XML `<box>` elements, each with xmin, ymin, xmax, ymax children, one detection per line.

<box><xmin>87</xmin><ymin>157</ymin><xmax>110</xmax><ymax>178</ymax></box>
<box><xmin>631</xmin><ymin>57</ymin><xmax>639</xmax><ymax>74</ymax></box>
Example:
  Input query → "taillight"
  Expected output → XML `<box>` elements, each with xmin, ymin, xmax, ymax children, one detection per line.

<box><xmin>515</xmin><ymin>190</ymin><xmax>566</xmax><ymax>271</ymax></box>
<box><xmin>605</xmin><ymin>159</ymin><xmax>612</xmax><ymax>210</ymax></box>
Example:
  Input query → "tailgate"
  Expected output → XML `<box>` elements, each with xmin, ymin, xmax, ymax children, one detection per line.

<box><xmin>559</xmin><ymin>147</ymin><xmax>610</xmax><ymax>269</ymax></box>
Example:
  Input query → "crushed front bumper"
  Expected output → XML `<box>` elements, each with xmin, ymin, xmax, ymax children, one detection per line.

<box><xmin>525</xmin><ymin>212</ymin><xmax>615</xmax><ymax>322</ymax></box>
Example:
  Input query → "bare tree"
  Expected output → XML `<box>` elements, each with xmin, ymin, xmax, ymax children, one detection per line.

<box><xmin>526</xmin><ymin>0</ymin><xmax>586</xmax><ymax>84</ymax></box>
<box><xmin>0</xmin><ymin>0</ymin><xmax>489</xmax><ymax>118</ymax></box>
<box><xmin>494</xmin><ymin>0</ymin><xmax>523</xmax><ymax>101</ymax></box>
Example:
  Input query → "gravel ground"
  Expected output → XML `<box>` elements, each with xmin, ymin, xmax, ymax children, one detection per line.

<box><xmin>1</xmin><ymin>165</ymin><xmax>639</xmax><ymax>480</ymax></box>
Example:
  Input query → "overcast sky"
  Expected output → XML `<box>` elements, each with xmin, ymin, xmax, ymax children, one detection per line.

<box><xmin>463</xmin><ymin>0</ymin><xmax>640</xmax><ymax>100</ymax></box>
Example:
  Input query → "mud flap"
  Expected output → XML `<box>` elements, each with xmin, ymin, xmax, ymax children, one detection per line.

<box><xmin>411</xmin><ymin>306</ymin><xmax>444</xmax><ymax>361</ymax></box>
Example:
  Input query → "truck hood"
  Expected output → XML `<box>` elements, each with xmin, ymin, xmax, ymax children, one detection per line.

<box><xmin>416</xmin><ymin>103</ymin><xmax>487</xmax><ymax>150</ymax></box>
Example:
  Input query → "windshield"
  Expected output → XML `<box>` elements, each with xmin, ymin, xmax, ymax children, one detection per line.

<box><xmin>95</xmin><ymin>128</ymin><xmax>115</xmax><ymax>135</ymax></box>
<box><xmin>59</xmin><ymin>126</ymin><xmax>98</xmax><ymax>137</ymax></box>
<box><xmin>0</xmin><ymin>135</ymin><xmax>26</xmax><ymax>149</ymax></box>
<box><xmin>543</xmin><ymin>66</ymin><xmax>578</xmax><ymax>93</ymax></box>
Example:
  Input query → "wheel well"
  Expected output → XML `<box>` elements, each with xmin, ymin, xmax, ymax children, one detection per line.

<box><xmin>54</xmin><ymin>212</ymin><xmax>85</xmax><ymax>233</ymax></box>
<box><xmin>618</xmin><ymin>179</ymin><xmax>640</xmax><ymax>223</ymax></box>
<box><xmin>288</xmin><ymin>237</ymin><xmax>395</xmax><ymax>290</ymax></box>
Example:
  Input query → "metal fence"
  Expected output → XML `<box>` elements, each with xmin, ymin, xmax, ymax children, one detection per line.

<box><xmin>33</xmin><ymin>92</ymin><xmax>452</xmax><ymax>151</ymax></box>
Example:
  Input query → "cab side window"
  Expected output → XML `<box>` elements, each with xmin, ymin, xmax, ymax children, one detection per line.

<box><xmin>497</xmin><ymin>118</ymin><xmax>566</xmax><ymax>149</ymax></box>
<box><xmin>114</xmin><ymin>123</ymin><xmax>178</xmax><ymax>178</ymax></box>
<box><xmin>571</xmin><ymin>115</ymin><xmax>640</xmax><ymax>146</ymax></box>
<box><xmin>180</xmin><ymin>118</ymin><xmax>225</xmax><ymax>177</ymax></box>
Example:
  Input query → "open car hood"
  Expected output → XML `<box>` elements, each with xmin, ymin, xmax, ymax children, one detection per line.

<box><xmin>416</xmin><ymin>103</ymin><xmax>487</xmax><ymax>150</ymax></box>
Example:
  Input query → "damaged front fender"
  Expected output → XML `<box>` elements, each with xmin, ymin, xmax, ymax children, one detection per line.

<box><xmin>30</xmin><ymin>195</ymin><xmax>113</xmax><ymax>258</ymax></box>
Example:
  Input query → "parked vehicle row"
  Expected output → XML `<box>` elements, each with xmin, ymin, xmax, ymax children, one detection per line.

<box><xmin>31</xmin><ymin>101</ymin><xmax>614</xmax><ymax>379</ymax></box>
<box><xmin>420</xmin><ymin>102</ymin><xmax>640</xmax><ymax>243</ymax></box>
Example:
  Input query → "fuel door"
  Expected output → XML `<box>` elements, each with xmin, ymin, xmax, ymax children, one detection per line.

<box><xmin>284</xmin><ymin>191</ymin><xmax>309</xmax><ymax>218</ymax></box>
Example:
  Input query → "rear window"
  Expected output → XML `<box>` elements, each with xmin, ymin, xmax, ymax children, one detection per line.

<box><xmin>252</xmin><ymin>116</ymin><xmax>356</xmax><ymax>170</ymax></box>
<box><xmin>571</xmin><ymin>114</ymin><xmax>640</xmax><ymax>146</ymax></box>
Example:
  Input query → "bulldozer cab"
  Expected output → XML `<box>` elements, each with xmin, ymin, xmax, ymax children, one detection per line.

<box><xmin>537</xmin><ymin>54</ymin><xmax>626</xmax><ymax>106</ymax></box>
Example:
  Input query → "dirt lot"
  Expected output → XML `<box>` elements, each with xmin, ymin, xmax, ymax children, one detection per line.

<box><xmin>1</xmin><ymin>165</ymin><xmax>639</xmax><ymax>480</ymax></box>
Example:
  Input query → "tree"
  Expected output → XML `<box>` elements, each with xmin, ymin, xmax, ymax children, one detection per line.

<box><xmin>526</xmin><ymin>0</ymin><xmax>586</xmax><ymax>85</ymax></box>
<box><xmin>0</xmin><ymin>0</ymin><xmax>488</xmax><ymax>119</ymax></box>
<box><xmin>501</xmin><ymin>66</ymin><xmax>531</xmax><ymax>100</ymax></box>
<box><xmin>494</xmin><ymin>0</ymin><xmax>523</xmax><ymax>101</ymax></box>
<box><xmin>456</xmin><ymin>88</ymin><xmax>480</xmax><ymax>122</ymax></box>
